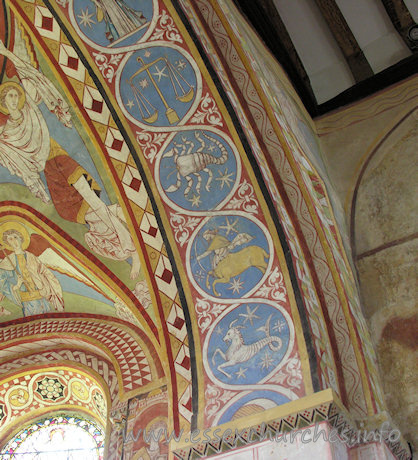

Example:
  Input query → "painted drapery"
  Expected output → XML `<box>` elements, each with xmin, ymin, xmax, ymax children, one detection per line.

<box><xmin>0</xmin><ymin>0</ymin><xmax>393</xmax><ymax>458</ymax></box>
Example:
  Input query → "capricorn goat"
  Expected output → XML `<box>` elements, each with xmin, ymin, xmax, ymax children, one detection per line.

<box><xmin>212</xmin><ymin>315</ymin><xmax>282</xmax><ymax>378</ymax></box>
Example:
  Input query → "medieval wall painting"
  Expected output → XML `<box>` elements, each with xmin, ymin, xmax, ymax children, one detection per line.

<box><xmin>156</xmin><ymin>129</ymin><xmax>239</xmax><ymax>212</ymax></box>
<box><xmin>117</xmin><ymin>46</ymin><xmax>200</xmax><ymax>128</ymax></box>
<box><xmin>203</xmin><ymin>301</ymin><xmax>299</xmax><ymax>424</ymax></box>
<box><xmin>0</xmin><ymin>29</ymin><xmax>146</xmax><ymax>280</ymax></box>
<box><xmin>72</xmin><ymin>0</ymin><xmax>156</xmax><ymax>51</ymax></box>
<box><xmin>188</xmin><ymin>215</ymin><xmax>271</xmax><ymax>299</ymax></box>
<box><xmin>0</xmin><ymin>221</ymin><xmax>64</xmax><ymax>317</ymax></box>
<box><xmin>0</xmin><ymin>1</ymin><xmax>400</xmax><ymax>457</ymax></box>
<box><xmin>0</xmin><ymin>0</ymin><xmax>333</xmax><ymax>447</ymax></box>
<box><xmin>0</xmin><ymin>26</ymin><xmax>157</xmax><ymax>327</ymax></box>
<box><xmin>0</xmin><ymin>367</ymin><xmax>108</xmax><ymax>446</ymax></box>
<box><xmin>122</xmin><ymin>387</ymin><xmax>169</xmax><ymax>460</ymax></box>
<box><xmin>206</xmin><ymin>303</ymin><xmax>293</xmax><ymax>383</ymax></box>
<box><xmin>0</xmin><ymin>219</ymin><xmax>146</xmax><ymax>326</ymax></box>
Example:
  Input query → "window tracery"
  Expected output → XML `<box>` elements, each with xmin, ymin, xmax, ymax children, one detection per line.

<box><xmin>0</xmin><ymin>414</ymin><xmax>105</xmax><ymax>459</ymax></box>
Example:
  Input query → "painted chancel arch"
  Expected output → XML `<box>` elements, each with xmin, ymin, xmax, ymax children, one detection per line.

<box><xmin>0</xmin><ymin>0</ymin><xmax>394</xmax><ymax>458</ymax></box>
<box><xmin>0</xmin><ymin>364</ymin><xmax>109</xmax><ymax>448</ymax></box>
<box><xmin>0</xmin><ymin>211</ymin><xmax>152</xmax><ymax>328</ymax></box>
<box><xmin>0</xmin><ymin>7</ymin><xmax>183</xmax><ymax>448</ymax></box>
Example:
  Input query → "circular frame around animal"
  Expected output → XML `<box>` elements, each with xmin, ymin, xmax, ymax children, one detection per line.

<box><xmin>203</xmin><ymin>301</ymin><xmax>295</xmax><ymax>389</ymax></box>
<box><xmin>187</xmin><ymin>213</ymin><xmax>273</xmax><ymax>300</ymax></box>
<box><xmin>155</xmin><ymin>128</ymin><xmax>240</xmax><ymax>213</ymax></box>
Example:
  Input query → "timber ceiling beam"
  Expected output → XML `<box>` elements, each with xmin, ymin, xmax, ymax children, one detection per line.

<box><xmin>233</xmin><ymin>0</ymin><xmax>318</xmax><ymax>114</ymax></box>
<box><xmin>380</xmin><ymin>0</ymin><xmax>418</xmax><ymax>52</ymax></box>
<box><xmin>313</xmin><ymin>0</ymin><xmax>374</xmax><ymax>82</ymax></box>
<box><xmin>246</xmin><ymin>0</ymin><xmax>316</xmax><ymax>100</ymax></box>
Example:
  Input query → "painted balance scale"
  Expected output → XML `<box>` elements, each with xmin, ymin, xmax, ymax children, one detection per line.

<box><xmin>128</xmin><ymin>56</ymin><xmax>194</xmax><ymax>124</ymax></box>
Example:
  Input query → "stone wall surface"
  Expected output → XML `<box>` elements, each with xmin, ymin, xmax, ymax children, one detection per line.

<box><xmin>316</xmin><ymin>79</ymin><xmax>418</xmax><ymax>450</ymax></box>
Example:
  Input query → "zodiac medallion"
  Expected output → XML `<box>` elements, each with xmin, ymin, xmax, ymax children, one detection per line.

<box><xmin>205</xmin><ymin>303</ymin><xmax>292</xmax><ymax>386</ymax></box>
<box><xmin>216</xmin><ymin>390</ymin><xmax>292</xmax><ymax>425</ymax></box>
<box><xmin>158</xmin><ymin>130</ymin><xmax>238</xmax><ymax>211</ymax></box>
<box><xmin>189</xmin><ymin>216</ymin><xmax>271</xmax><ymax>298</ymax></box>
<box><xmin>118</xmin><ymin>47</ymin><xmax>198</xmax><ymax>127</ymax></box>
<box><xmin>72</xmin><ymin>0</ymin><xmax>155</xmax><ymax>50</ymax></box>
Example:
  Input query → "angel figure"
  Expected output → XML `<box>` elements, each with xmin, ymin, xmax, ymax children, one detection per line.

<box><xmin>0</xmin><ymin>39</ymin><xmax>140</xmax><ymax>279</ymax></box>
<box><xmin>0</xmin><ymin>222</ymin><xmax>64</xmax><ymax>317</ymax></box>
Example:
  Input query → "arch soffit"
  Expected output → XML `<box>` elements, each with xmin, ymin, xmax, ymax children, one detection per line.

<box><xmin>0</xmin><ymin>316</ymin><xmax>165</xmax><ymax>400</ymax></box>
<box><xmin>0</xmin><ymin>363</ymin><xmax>111</xmax><ymax>449</ymax></box>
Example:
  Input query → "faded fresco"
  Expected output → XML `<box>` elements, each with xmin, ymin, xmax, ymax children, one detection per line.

<box><xmin>354</xmin><ymin>111</ymin><xmax>418</xmax><ymax>449</ymax></box>
<box><xmin>0</xmin><ymin>32</ymin><xmax>152</xmax><ymax>324</ymax></box>
<box><xmin>0</xmin><ymin>0</ymin><xmax>309</xmax><ymax>440</ymax></box>
<box><xmin>0</xmin><ymin>0</ymin><xmax>393</xmax><ymax>458</ymax></box>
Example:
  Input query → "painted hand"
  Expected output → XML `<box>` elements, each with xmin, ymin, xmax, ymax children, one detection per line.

<box><xmin>12</xmin><ymin>275</ymin><xmax>24</xmax><ymax>290</ymax></box>
<box><xmin>0</xmin><ymin>40</ymin><xmax>10</xmax><ymax>57</ymax></box>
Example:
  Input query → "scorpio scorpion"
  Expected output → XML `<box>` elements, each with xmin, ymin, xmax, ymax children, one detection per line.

<box><xmin>163</xmin><ymin>131</ymin><xmax>228</xmax><ymax>197</ymax></box>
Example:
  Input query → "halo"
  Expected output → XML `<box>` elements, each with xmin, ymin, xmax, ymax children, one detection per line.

<box><xmin>0</xmin><ymin>221</ymin><xmax>30</xmax><ymax>251</ymax></box>
<box><xmin>0</xmin><ymin>81</ymin><xmax>25</xmax><ymax>115</ymax></box>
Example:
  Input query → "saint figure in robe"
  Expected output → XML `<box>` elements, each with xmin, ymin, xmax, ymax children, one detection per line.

<box><xmin>0</xmin><ymin>40</ymin><xmax>141</xmax><ymax>279</ymax></box>
<box><xmin>0</xmin><ymin>222</ymin><xmax>64</xmax><ymax>317</ymax></box>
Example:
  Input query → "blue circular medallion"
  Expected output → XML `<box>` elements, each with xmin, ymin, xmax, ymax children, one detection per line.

<box><xmin>73</xmin><ymin>0</ymin><xmax>154</xmax><ymax>49</ymax></box>
<box><xmin>207</xmin><ymin>303</ymin><xmax>290</xmax><ymax>385</ymax></box>
<box><xmin>159</xmin><ymin>130</ymin><xmax>237</xmax><ymax>211</ymax></box>
<box><xmin>190</xmin><ymin>216</ymin><xmax>270</xmax><ymax>298</ymax></box>
<box><xmin>119</xmin><ymin>47</ymin><xmax>197</xmax><ymax>127</ymax></box>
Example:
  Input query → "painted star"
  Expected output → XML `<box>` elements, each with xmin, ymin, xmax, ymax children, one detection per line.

<box><xmin>216</xmin><ymin>326</ymin><xmax>223</xmax><ymax>336</ymax></box>
<box><xmin>78</xmin><ymin>8</ymin><xmax>96</xmax><ymax>28</ymax></box>
<box><xmin>144</xmin><ymin>51</ymin><xmax>151</xmax><ymax>58</ymax></box>
<box><xmin>235</xmin><ymin>367</ymin><xmax>247</xmax><ymax>379</ymax></box>
<box><xmin>126</xmin><ymin>99</ymin><xmax>135</xmax><ymax>109</ymax></box>
<box><xmin>260</xmin><ymin>351</ymin><xmax>274</xmax><ymax>370</ymax></box>
<box><xmin>219</xmin><ymin>217</ymin><xmax>238</xmax><ymax>236</ymax></box>
<box><xmin>176</xmin><ymin>59</ymin><xmax>186</xmax><ymax>70</ymax></box>
<box><xmin>208</xmin><ymin>144</ymin><xmax>215</xmax><ymax>152</ymax></box>
<box><xmin>239</xmin><ymin>305</ymin><xmax>260</xmax><ymax>326</ymax></box>
<box><xmin>228</xmin><ymin>277</ymin><xmax>243</xmax><ymax>294</ymax></box>
<box><xmin>216</xmin><ymin>168</ymin><xmax>235</xmax><ymax>189</ymax></box>
<box><xmin>139</xmin><ymin>78</ymin><xmax>149</xmax><ymax>89</ymax></box>
<box><xmin>189</xmin><ymin>194</ymin><xmax>201</xmax><ymax>207</ymax></box>
<box><xmin>152</xmin><ymin>65</ymin><xmax>168</xmax><ymax>82</ymax></box>
<box><xmin>273</xmin><ymin>319</ymin><xmax>286</xmax><ymax>333</ymax></box>
<box><xmin>195</xmin><ymin>270</ymin><xmax>205</xmax><ymax>283</ymax></box>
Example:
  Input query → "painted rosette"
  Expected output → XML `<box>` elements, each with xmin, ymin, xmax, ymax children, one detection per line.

<box><xmin>187</xmin><ymin>214</ymin><xmax>272</xmax><ymax>300</ymax></box>
<box><xmin>204</xmin><ymin>302</ymin><xmax>294</xmax><ymax>387</ymax></box>
<box><xmin>70</xmin><ymin>0</ymin><xmax>157</xmax><ymax>52</ymax></box>
<box><xmin>116</xmin><ymin>45</ymin><xmax>201</xmax><ymax>129</ymax></box>
<box><xmin>156</xmin><ymin>129</ymin><xmax>240</xmax><ymax>212</ymax></box>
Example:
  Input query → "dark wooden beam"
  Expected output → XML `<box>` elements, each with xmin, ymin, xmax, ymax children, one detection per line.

<box><xmin>245</xmin><ymin>0</ymin><xmax>316</xmax><ymax>101</ymax></box>
<box><xmin>316</xmin><ymin>54</ymin><xmax>418</xmax><ymax>116</ymax></box>
<box><xmin>232</xmin><ymin>0</ymin><xmax>319</xmax><ymax>115</ymax></box>
<box><xmin>380</xmin><ymin>0</ymin><xmax>418</xmax><ymax>52</ymax></box>
<box><xmin>313</xmin><ymin>0</ymin><xmax>374</xmax><ymax>82</ymax></box>
<box><xmin>233</xmin><ymin>0</ymin><xmax>418</xmax><ymax>117</ymax></box>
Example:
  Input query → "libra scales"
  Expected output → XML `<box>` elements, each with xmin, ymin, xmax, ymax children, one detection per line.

<box><xmin>128</xmin><ymin>56</ymin><xmax>194</xmax><ymax>125</ymax></box>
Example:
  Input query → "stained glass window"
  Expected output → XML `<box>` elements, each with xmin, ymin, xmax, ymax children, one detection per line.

<box><xmin>0</xmin><ymin>415</ymin><xmax>105</xmax><ymax>459</ymax></box>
